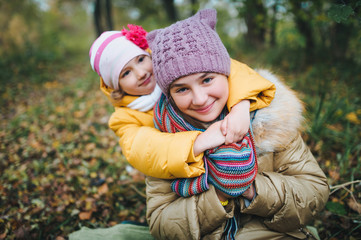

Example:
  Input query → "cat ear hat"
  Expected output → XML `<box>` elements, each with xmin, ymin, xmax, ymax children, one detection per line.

<box><xmin>147</xmin><ymin>9</ymin><xmax>230</xmax><ymax>97</ymax></box>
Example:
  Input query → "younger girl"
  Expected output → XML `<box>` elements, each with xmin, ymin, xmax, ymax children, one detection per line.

<box><xmin>89</xmin><ymin>25</ymin><xmax>276</xmax><ymax>180</ymax></box>
<box><xmin>145</xmin><ymin>8</ymin><xmax>329</xmax><ymax>239</ymax></box>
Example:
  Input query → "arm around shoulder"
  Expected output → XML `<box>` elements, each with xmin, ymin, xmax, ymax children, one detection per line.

<box><xmin>109</xmin><ymin>108</ymin><xmax>205</xmax><ymax>179</ymax></box>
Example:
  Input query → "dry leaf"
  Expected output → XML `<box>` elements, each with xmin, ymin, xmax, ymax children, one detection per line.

<box><xmin>347</xmin><ymin>198</ymin><xmax>361</xmax><ymax>214</ymax></box>
<box><xmin>79</xmin><ymin>211</ymin><xmax>92</xmax><ymax>220</ymax></box>
<box><xmin>328</xmin><ymin>169</ymin><xmax>340</xmax><ymax>181</ymax></box>
<box><xmin>98</xmin><ymin>183</ymin><xmax>109</xmax><ymax>195</ymax></box>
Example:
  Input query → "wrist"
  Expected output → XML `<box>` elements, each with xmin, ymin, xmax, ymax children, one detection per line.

<box><xmin>233</xmin><ymin>99</ymin><xmax>250</xmax><ymax>110</ymax></box>
<box><xmin>193</xmin><ymin>133</ymin><xmax>205</xmax><ymax>156</ymax></box>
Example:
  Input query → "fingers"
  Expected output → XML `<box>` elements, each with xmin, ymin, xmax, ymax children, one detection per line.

<box><xmin>225</xmin><ymin>130</ymin><xmax>247</xmax><ymax>145</ymax></box>
<box><xmin>224</xmin><ymin>131</ymin><xmax>233</xmax><ymax>145</ymax></box>
<box><xmin>220</xmin><ymin>118</ymin><xmax>227</xmax><ymax>135</ymax></box>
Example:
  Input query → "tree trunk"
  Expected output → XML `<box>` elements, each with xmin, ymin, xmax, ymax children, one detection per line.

<box><xmin>243</xmin><ymin>0</ymin><xmax>267</xmax><ymax>47</ymax></box>
<box><xmin>190</xmin><ymin>0</ymin><xmax>198</xmax><ymax>15</ymax></box>
<box><xmin>289</xmin><ymin>1</ymin><xmax>314</xmax><ymax>59</ymax></box>
<box><xmin>93</xmin><ymin>0</ymin><xmax>113</xmax><ymax>37</ymax></box>
<box><xmin>161</xmin><ymin>0</ymin><xmax>178</xmax><ymax>22</ymax></box>
<box><xmin>105</xmin><ymin>0</ymin><xmax>113</xmax><ymax>30</ymax></box>
<box><xmin>328</xmin><ymin>0</ymin><xmax>354</xmax><ymax>61</ymax></box>
<box><xmin>93</xmin><ymin>0</ymin><xmax>102</xmax><ymax>37</ymax></box>
<box><xmin>269</xmin><ymin>1</ymin><xmax>279</xmax><ymax>46</ymax></box>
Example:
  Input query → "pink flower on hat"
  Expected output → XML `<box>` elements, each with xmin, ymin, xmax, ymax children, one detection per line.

<box><xmin>121</xmin><ymin>24</ymin><xmax>149</xmax><ymax>50</ymax></box>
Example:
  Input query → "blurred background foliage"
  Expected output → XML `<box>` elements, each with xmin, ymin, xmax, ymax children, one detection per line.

<box><xmin>1</xmin><ymin>0</ymin><xmax>361</xmax><ymax>239</ymax></box>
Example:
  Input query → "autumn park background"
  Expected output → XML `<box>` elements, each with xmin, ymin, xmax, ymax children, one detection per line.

<box><xmin>1</xmin><ymin>0</ymin><xmax>361</xmax><ymax>239</ymax></box>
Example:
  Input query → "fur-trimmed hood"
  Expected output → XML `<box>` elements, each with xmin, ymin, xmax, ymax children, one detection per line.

<box><xmin>252</xmin><ymin>69</ymin><xmax>304</xmax><ymax>154</ymax></box>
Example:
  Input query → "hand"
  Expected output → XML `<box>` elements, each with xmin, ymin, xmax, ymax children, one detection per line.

<box><xmin>193</xmin><ymin>121</ymin><xmax>225</xmax><ymax>156</ymax></box>
<box><xmin>242</xmin><ymin>182</ymin><xmax>255</xmax><ymax>200</ymax></box>
<box><xmin>221</xmin><ymin>100</ymin><xmax>250</xmax><ymax>145</ymax></box>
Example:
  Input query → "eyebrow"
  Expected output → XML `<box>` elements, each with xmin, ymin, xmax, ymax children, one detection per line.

<box><xmin>170</xmin><ymin>73</ymin><xmax>210</xmax><ymax>89</ymax></box>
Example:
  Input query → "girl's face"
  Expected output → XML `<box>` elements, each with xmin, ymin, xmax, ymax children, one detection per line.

<box><xmin>169</xmin><ymin>72</ymin><xmax>229</xmax><ymax>123</ymax></box>
<box><xmin>118</xmin><ymin>55</ymin><xmax>155</xmax><ymax>96</ymax></box>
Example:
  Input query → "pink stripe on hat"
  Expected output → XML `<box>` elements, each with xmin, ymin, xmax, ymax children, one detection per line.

<box><xmin>93</xmin><ymin>32</ymin><xmax>123</xmax><ymax>76</ymax></box>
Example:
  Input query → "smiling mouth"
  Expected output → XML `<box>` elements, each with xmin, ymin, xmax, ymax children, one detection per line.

<box><xmin>194</xmin><ymin>102</ymin><xmax>214</xmax><ymax>113</ymax></box>
<box><xmin>140</xmin><ymin>75</ymin><xmax>152</xmax><ymax>86</ymax></box>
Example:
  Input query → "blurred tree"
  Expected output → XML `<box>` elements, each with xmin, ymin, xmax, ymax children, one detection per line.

<box><xmin>94</xmin><ymin>0</ymin><xmax>114</xmax><ymax>36</ymax></box>
<box><xmin>327</xmin><ymin>0</ymin><xmax>360</xmax><ymax>61</ymax></box>
<box><xmin>237</xmin><ymin>0</ymin><xmax>267</xmax><ymax>47</ymax></box>
<box><xmin>269</xmin><ymin>0</ymin><xmax>280</xmax><ymax>47</ymax></box>
<box><xmin>162</xmin><ymin>0</ymin><xmax>178</xmax><ymax>21</ymax></box>
<box><xmin>288</xmin><ymin>0</ymin><xmax>320</xmax><ymax>60</ymax></box>
<box><xmin>190</xmin><ymin>0</ymin><xmax>200</xmax><ymax>15</ymax></box>
<box><xmin>287</xmin><ymin>0</ymin><xmax>360</xmax><ymax>62</ymax></box>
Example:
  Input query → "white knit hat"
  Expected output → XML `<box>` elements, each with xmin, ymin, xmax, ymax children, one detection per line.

<box><xmin>89</xmin><ymin>30</ymin><xmax>149</xmax><ymax>90</ymax></box>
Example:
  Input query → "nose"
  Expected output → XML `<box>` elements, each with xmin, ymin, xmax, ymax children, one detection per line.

<box><xmin>135</xmin><ymin>67</ymin><xmax>147</xmax><ymax>80</ymax></box>
<box><xmin>192</xmin><ymin>88</ymin><xmax>207</xmax><ymax>106</ymax></box>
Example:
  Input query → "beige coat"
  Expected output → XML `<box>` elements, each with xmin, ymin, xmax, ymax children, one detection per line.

<box><xmin>145</xmin><ymin>70</ymin><xmax>330</xmax><ymax>240</ymax></box>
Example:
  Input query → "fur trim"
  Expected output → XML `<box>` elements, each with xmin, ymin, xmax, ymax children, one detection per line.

<box><xmin>252</xmin><ymin>69</ymin><xmax>304</xmax><ymax>154</ymax></box>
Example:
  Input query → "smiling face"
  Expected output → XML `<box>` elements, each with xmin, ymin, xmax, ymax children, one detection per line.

<box><xmin>169</xmin><ymin>72</ymin><xmax>229</xmax><ymax>123</ymax></box>
<box><xmin>118</xmin><ymin>55</ymin><xmax>156</xmax><ymax>96</ymax></box>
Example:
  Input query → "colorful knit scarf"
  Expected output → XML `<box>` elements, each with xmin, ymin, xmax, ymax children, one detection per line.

<box><xmin>153</xmin><ymin>94</ymin><xmax>258</xmax><ymax>198</ymax></box>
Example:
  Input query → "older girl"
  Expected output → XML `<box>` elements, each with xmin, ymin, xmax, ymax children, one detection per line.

<box><xmin>145</xmin><ymin>9</ymin><xmax>329</xmax><ymax>239</ymax></box>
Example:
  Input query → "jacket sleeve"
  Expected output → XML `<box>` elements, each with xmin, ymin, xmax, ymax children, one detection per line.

<box><xmin>227</xmin><ymin>59</ymin><xmax>276</xmax><ymax>111</ymax></box>
<box><xmin>240</xmin><ymin>134</ymin><xmax>330</xmax><ymax>232</ymax></box>
<box><xmin>146</xmin><ymin>177</ymin><xmax>233</xmax><ymax>239</ymax></box>
<box><xmin>109</xmin><ymin>107</ymin><xmax>205</xmax><ymax>179</ymax></box>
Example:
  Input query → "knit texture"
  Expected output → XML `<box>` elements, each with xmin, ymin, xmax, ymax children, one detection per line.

<box><xmin>147</xmin><ymin>9</ymin><xmax>230</xmax><ymax>96</ymax></box>
<box><xmin>153</xmin><ymin>94</ymin><xmax>258</xmax><ymax>198</ymax></box>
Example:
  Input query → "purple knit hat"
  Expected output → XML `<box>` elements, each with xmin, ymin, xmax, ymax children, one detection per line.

<box><xmin>147</xmin><ymin>9</ymin><xmax>230</xmax><ymax>96</ymax></box>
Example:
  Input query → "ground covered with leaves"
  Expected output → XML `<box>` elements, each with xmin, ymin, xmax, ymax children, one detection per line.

<box><xmin>0</xmin><ymin>60</ymin><xmax>148</xmax><ymax>239</ymax></box>
<box><xmin>1</xmin><ymin>58</ymin><xmax>360</xmax><ymax>240</ymax></box>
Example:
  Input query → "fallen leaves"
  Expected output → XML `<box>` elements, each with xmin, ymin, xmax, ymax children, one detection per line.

<box><xmin>0</xmin><ymin>63</ymin><xmax>147</xmax><ymax>239</ymax></box>
<box><xmin>79</xmin><ymin>211</ymin><xmax>93</xmax><ymax>220</ymax></box>
<box><xmin>97</xmin><ymin>183</ymin><xmax>109</xmax><ymax>195</ymax></box>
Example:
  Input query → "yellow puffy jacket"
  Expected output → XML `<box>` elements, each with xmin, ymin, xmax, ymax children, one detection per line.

<box><xmin>102</xmin><ymin>59</ymin><xmax>275</xmax><ymax>179</ymax></box>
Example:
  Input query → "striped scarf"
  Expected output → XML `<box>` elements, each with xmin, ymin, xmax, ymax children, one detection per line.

<box><xmin>154</xmin><ymin>94</ymin><xmax>258</xmax><ymax>198</ymax></box>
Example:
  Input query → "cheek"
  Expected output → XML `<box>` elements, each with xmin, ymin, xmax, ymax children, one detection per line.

<box><xmin>119</xmin><ymin>77</ymin><xmax>135</xmax><ymax>93</ymax></box>
<box><xmin>171</xmin><ymin>95</ymin><xmax>188</xmax><ymax>110</ymax></box>
<box><xmin>214</xmin><ymin>80</ymin><xmax>228</xmax><ymax>97</ymax></box>
<box><xmin>213</xmin><ymin>78</ymin><xmax>229</xmax><ymax>106</ymax></box>
<box><xmin>145</xmin><ymin>59</ymin><xmax>153</xmax><ymax>71</ymax></box>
